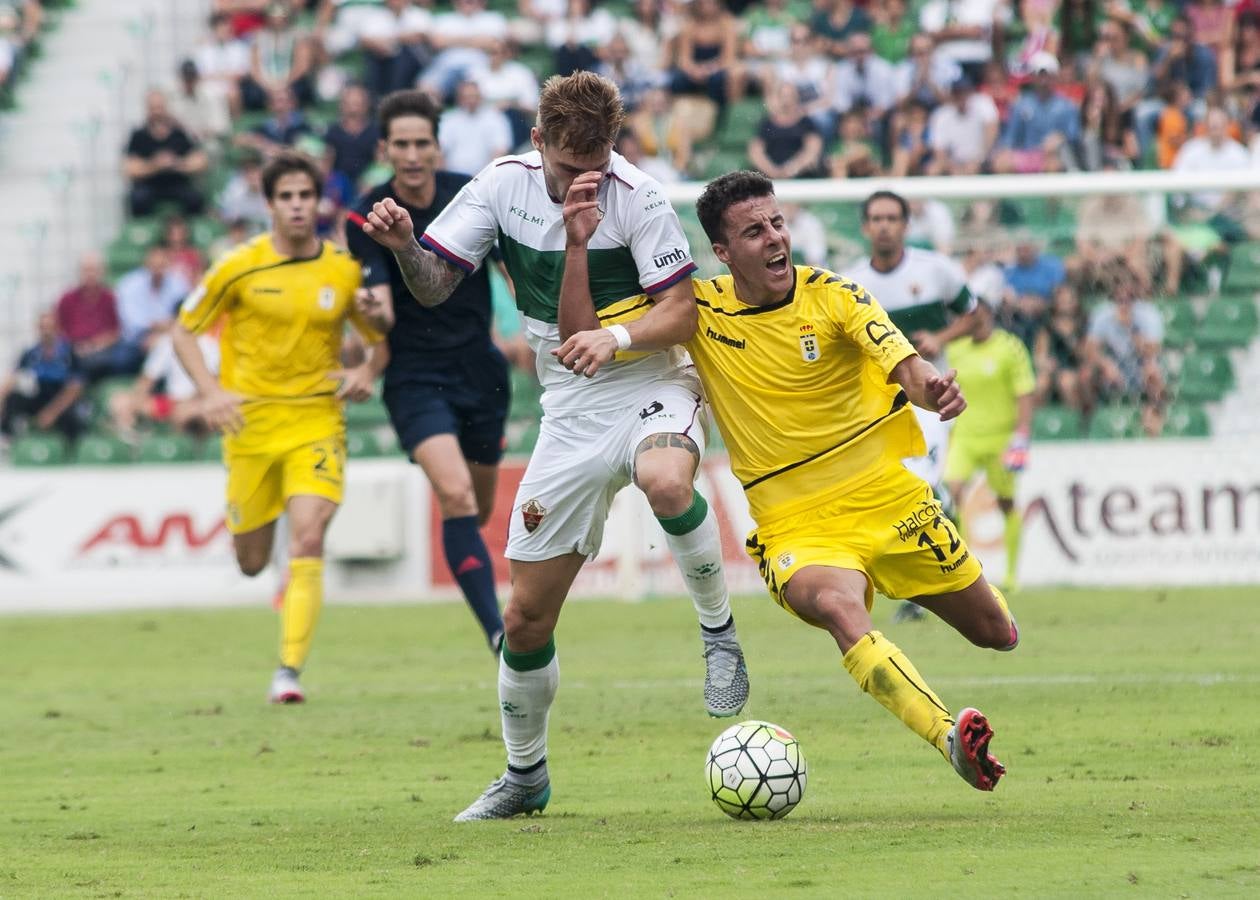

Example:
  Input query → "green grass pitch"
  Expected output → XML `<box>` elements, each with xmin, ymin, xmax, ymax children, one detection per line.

<box><xmin>3</xmin><ymin>588</ymin><xmax>1258</xmax><ymax>898</ymax></box>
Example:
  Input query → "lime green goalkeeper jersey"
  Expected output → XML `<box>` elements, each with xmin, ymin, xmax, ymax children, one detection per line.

<box><xmin>947</xmin><ymin>328</ymin><xmax>1035</xmax><ymax>443</ymax></box>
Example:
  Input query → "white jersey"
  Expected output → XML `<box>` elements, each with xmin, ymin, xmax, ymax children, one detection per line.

<box><xmin>845</xmin><ymin>247</ymin><xmax>973</xmax><ymax>339</ymax></box>
<box><xmin>421</xmin><ymin>149</ymin><xmax>697</xmax><ymax>417</ymax></box>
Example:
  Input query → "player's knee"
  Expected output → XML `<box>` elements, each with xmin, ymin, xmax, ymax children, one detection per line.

<box><xmin>433</xmin><ymin>479</ymin><xmax>478</xmax><ymax>518</ymax></box>
<box><xmin>970</xmin><ymin>607</ymin><xmax>1016</xmax><ymax>651</ymax></box>
<box><xmin>637</xmin><ymin>470</ymin><xmax>695</xmax><ymax>518</ymax></box>
<box><xmin>810</xmin><ymin>587</ymin><xmax>870</xmax><ymax>646</ymax></box>
<box><xmin>502</xmin><ymin>601</ymin><xmax>555</xmax><ymax>647</ymax></box>
<box><xmin>236</xmin><ymin>554</ymin><xmax>268</xmax><ymax>578</ymax></box>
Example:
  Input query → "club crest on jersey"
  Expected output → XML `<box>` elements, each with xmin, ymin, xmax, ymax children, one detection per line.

<box><xmin>520</xmin><ymin>498</ymin><xmax>547</xmax><ymax>533</ymax></box>
<box><xmin>318</xmin><ymin>287</ymin><xmax>336</xmax><ymax>310</ymax></box>
<box><xmin>799</xmin><ymin>324</ymin><xmax>820</xmax><ymax>362</ymax></box>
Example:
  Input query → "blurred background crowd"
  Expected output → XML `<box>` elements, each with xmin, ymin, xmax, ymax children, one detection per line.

<box><xmin>3</xmin><ymin>0</ymin><xmax>1260</xmax><ymax>464</ymax></box>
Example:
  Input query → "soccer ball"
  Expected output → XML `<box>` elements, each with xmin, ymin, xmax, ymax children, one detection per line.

<box><xmin>705</xmin><ymin>720</ymin><xmax>807</xmax><ymax>820</ymax></box>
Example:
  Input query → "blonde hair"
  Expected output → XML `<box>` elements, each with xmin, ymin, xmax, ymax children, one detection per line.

<box><xmin>537</xmin><ymin>71</ymin><xmax>626</xmax><ymax>155</ymax></box>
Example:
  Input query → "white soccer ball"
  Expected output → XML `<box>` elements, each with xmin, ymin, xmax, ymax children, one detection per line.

<box><xmin>705</xmin><ymin>720</ymin><xmax>807</xmax><ymax>820</ymax></box>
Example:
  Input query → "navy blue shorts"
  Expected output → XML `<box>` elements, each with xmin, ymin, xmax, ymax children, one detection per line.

<box><xmin>383</xmin><ymin>343</ymin><xmax>510</xmax><ymax>466</ymax></box>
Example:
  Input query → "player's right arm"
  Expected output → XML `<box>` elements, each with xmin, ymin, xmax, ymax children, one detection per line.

<box><xmin>360</xmin><ymin>198</ymin><xmax>464</xmax><ymax>308</ymax></box>
<box><xmin>175</xmin><ymin>251</ymin><xmax>244</xmax><ymax>434</ymax></box>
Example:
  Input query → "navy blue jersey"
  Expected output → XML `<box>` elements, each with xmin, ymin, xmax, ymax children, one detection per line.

<box><xmin>347</xmin><ymin>174</ymin><xmax>494</xmax><ymax>367</ymax></box>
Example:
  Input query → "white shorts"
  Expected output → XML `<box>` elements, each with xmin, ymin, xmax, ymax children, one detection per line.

<box><xmin>506</xmin><ymin>374</ymin><xmax>706</xmax><ymax>562</ymax></box>
<box><xmin>903</xmin><ymin>404</ymin><xmax>952</xmax><ymax>491</ymax></box>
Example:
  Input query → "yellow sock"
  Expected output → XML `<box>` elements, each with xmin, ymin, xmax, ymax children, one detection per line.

<box><xmin>280</xmin><ymin>557</ymin><xmax>323</xmax><ymax>670</ymax></box>
<box><xmin>842</xmin><ymin>631</ymin><xmax>954</xmax><ymax>758</ymax></box>
<box><xmin>1003</xmin><ymin>508</ymin><xmax>1023</xmax><ymax>586</ymax></box>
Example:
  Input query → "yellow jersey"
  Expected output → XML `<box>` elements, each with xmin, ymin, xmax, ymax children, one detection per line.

<box><xmin>687</xmin><ymin>266</ymin><xmax>926</xmax><ymax>523</ymax></box>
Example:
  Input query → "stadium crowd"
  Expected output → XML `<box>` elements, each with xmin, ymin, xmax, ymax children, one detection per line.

<box><xmin>5</xmin><ymin>0</ymin><xmax>1260</xmax><ymax>455</ymax></box>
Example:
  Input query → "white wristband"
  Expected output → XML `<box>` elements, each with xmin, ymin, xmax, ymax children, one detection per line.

<box><xmin>606</xmin><ymin>324</ymin><xmax>632</xmax><ymax>351</ymax></box>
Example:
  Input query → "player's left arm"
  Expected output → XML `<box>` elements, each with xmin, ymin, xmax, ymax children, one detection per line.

<box><xmin>891</xmin><ymin>355</ymin><xmax>966</xmax><ymax>421</ymax></box>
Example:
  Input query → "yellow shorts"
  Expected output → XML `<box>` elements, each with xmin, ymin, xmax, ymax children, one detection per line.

<box><xmin>943</xmin><ymin>435</ymin><xmax>1016</xmax><ymax>500</ymax></box>
<box><xmin>745</xmin><ymin>463</ymin><xmax>982</xmax><ymax>615</ymax></box>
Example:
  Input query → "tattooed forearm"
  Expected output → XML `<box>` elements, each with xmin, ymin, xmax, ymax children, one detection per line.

<box><xmin>634</xmin><ymin>432</ymin><xmax>701</xmax><ymax>467</ymax></box>
<box><xmin>393</xmin><ymin>240</ymin><xmax>464</xmax><ymax>307</ymax></box>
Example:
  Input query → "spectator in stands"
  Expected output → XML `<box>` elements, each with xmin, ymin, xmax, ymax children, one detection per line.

<box><xmin>421</xmin><ymin>0</ymin><xmax>509</xmax><ymax>101</ymax></box>
<box><xmin>927</xmin><ymin>75</ymin><xmax>999</xmax><ymax>175</ymax></box>
<box><xmin>1185</xmin><ymin>0</ymin><xmax>1234</xmax><ymax>66</ymax></box>
<box><xmin>1109</xmin><ymin>0</ymin><xmax>1179</xmax><ymax>58</ymax></box>
<box><xmin>1173</xmin><ymin>106</ymin><xmax>1252</xmax><ymax>213</ymax></box>
<box><xmin>114</xmin><ymin>245</ymin><xmax>190</xmax><ymax>354</ymax></box>
<box><xmin>615</xmin><ymin>127</ymin><xmax>681</xmax><ymax>184</ymax></box>
<box><xmin>808</xmin><ymin>0</ymin><xmax>871</xmax><ymax>59</ymax></box>
<box><xmin>1092</xmin><ymin>19</ymin><xmax>1149</xmax><ymax>115</ymax></box>
<box><xmin>614</xmin><ymin>0</ymin><xmax>680</xmax><ymax>75</ymax></box>
<box><xmin>237</xmin><ymin>85</ymin><xmax>313</xmax><ymax>159</ymax></box>
<box><xmin>1222</xmin><ymin>12</ymin><xmax>1260</xmax><ymax>93</ymax></box>
<box><xmin>356</xmin><ymin>0</ymin><xmax>432</xmax><ymax>99</ymax></box>
<box><xmin>1154</xmin><ymin>79</ymin><xmax>1193</xmax><ymax>169</ymax></box>
<box><xmin>55</xmin><ymin>253</ymin><xmax>141</xmax><ymax>382</ymax></box>
<box><xmin>919</xmin><ymin>0</ymin><xmax>1006</xmax><ymax>80</ymax></box>
<box><xmin>893</xmin><ymin>33</ymin><xmax>959</xmax><ymax>109</ymax></box>
<box><xmin>827</xmin><ymin>108</ymin><xmax>882</xmax><ymax>177</ymax></box>
<box><xmin>1033</xmin><ymin>283</ymin><xmax>1090</xmax><ymax>412</ymax></box>
<box><xmin>438</xmin><ymin>79</ymin><xmax>513</xmax><ymax>176</ymax></box>
<box><xmin>241</xmin><ymin>1</ymin><xmax>315</xmax><ymax>109</ymax></box>
<box><xmin>871</xmin><ymin>0</ymin><xmax>916</xmax><ymax>64</ymax></box>
<box><xmin>0</xmin><ymin>311</ymin><xmax>86</xmax><ymax>445</ymax></box>
<box><xmin>1084</xmin><ymin>269</ymin><xmax>1166</xmax><ymax>435</ymax></box>
<box><xmin>829</xmin><ymin>32</ymin><xmax>897</xmax><ymax>120</ymax></box>
<box><xmin>748</xmin><ymin>81</ymin><xmax>824</xmax><ymax>179</ymax></box>
<box><xmin>109</xmin><ymin>330</ymin><xmax>220</xmax><ymax>441</ymax></box>
<box><xmin>194</xmin><ymin>12</ymin><xmax>251</xmax><ymax>117</ymax></box>
<box><xmin>783</xmin><ymin>201</ymin><xmax>829</xmax><ymax>266</ymax></box>
<box><xmin>889</xmin><ymin>99</ymin><xmax>934</xmax><ymax>176</ymax></box>
<box><xmin>1058</xmin><ymin>0</ymin><xmax>1101</xmax><ymax>61</ymax></box>
<box><xmin>124</xmin><ymin>90</ymin><xmax>209</xmax><ymax>217</ymax></box>
<box><xmin>547</xmin><ymin>0</ymin><xmax>617</xmax><ymax>76</ymax></box>
<box><xmin>514</xmin><ymin>0</ymin><xmax>567</xmax><ymax>46</ymax></box>
<box><xmin>741</xmin><ymin>0</ymin><xmax>802</xmax><ymax>79</ymax></box>
<box><xmin>169</xmin><ymin>59</ymin><xmax>233</xmax><ymax>145</ymax></box>
<box><xmin>162</xmin><ymin>216</ymin><xmax>207</xmax><ymax>285</ymax></box>
<box><xmin>670</xmin><ymin>0</ymin><xmax>742</xmax><ymax>110</ymax></box>
<box><xmin>323</xmin><ymin>83</ymin><xmax>378</xmax><ymax>186</ymax></box>
<box><xmin>1070</xmin><ymin>156</ymin><xmax>1159</xmax><ymax>292</ymax></box>
<box><xmin>1078</xmin><ymin>80</ymin><xmax>1140</xmax><ymax>169</ymax></box>
<box><xmin>217</xmin><ymin>152</ymin><xmax>271</xmax><ymax>229</ymax></box>
<box><xmin>979</xmin><ymin>58</ymin><xmax>1019</xmax><ymax>123</ymax></box>
<box><xmin>1005</xmin><ymin>232</ymin><xmax>1066</xmax><ymax>305</ymax></box>
<box><xmin>626</xmin><ymin>86</ymin><xmax>697</xmax><ymax>178</ymax></box>
<box><xmin>760</xmin><ymin>24</ymin><xmax>832</xmax><ymax>132</ymax></box>
<box><xmin>595</xmin><ymin>31</ymin><xmax>658</xmax><ymax>113</ymax></box>
<box><xmin>474</xmin><ymin>38</ymin><xmax>540</xmax><ymax>146</ymax></box>
<box><xmin>1151</xmin><ymin>15</ymin><xmax>1218</xmax><ymax>97</ymax></box>
<box><xmin>993</xmin><ymin>52</ymin><xmax>1080</xmax><ymax>173</ymax></box>
<box><xmin>208</xmin><ymin>217</ymin><xmax>253</xmax><ymax>264</ymax></box>
<box><xmin>1008</xmin><ymin>0</ymin><xmax>1059</xmax><ymax>75</ymax></box>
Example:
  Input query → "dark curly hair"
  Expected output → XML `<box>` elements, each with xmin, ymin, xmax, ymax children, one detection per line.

<box><xmin>696</xmin><ymin>170</ymin><xmax>776</xmax><ymax>245</ymax></box>
<box><xmin>378</xmin><ymin>89</ymin><xmax>441</xmax><ymax>141</ymax></box>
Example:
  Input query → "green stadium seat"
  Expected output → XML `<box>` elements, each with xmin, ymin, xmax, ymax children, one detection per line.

<box><xmin>1160</xmin><ymin>299</ymin><xmax>1199</xmax><ymax>348</ymax></box>
<box><xmin>1227</xmin><ymin>245</ymin><xmax>1260</xmax><ymax>290</ymax></box>
<box><xmin>1197</xmin><ymin>296</ymin><xmax>1259</xmax><ymax>348</ymax></box>
<box><xmin>1162</xmin><ymin>403</ymin><xmax>1211</xmax><ymax>438</ymax></box>
<box><xmin>1087</xmin><ymin>405</ymin><xmax>1141</xmax><ymax>440</ymax></box>
<box><xmin>137</xmin><ymin>433</ymin><xmax>196</xmax><ymax>463</ymax></box>
<box><xmin>73</xmin><ymin>434</ymin><xmax>132</xmax><ymax>465</ymax></box>
<box><xmin>345</xmin><ymin>396</ymin><xmax>389</xmax><ymax>428</ymax></box>
<box><xmin>11</xmin><ymin>433</ymin><xmax>68</xmax><ymax>466</ymax></box>
<box><xmin>1031</xmin><ymin>405</ymin><xmax>1083</xmax><ymax>440</ymax></box>
<box><xmin>1176</xmin><ymin>350</ymin><xmax>1235</xmax><ymax>402</ymax></box>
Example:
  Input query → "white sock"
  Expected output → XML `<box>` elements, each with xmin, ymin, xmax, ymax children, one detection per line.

<box><xmin>499</xmin><ymin>650</ymin><xmax>559</xmax><ymax>771</ymax></box>
<box><xmin>665</xmin><ymin>505</ymin><xmax>732</xmax><ymax>630</ymax></box>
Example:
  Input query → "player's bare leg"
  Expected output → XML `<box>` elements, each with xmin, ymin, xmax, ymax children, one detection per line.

<box><xmin>783</xmin><ymin>565</ymin><xmax>1005</xmax><ymax>791</ymax></box>
<box><xmin>635</xmin><ymin>434</ymin><xmax>748</xmax><ymax>717</ymax></box>
<box><xmin>913</xmin><ymin>573</ymin><xmax>1019</xmax><ymax>651</ymax></box>
<box><xmin>233</xmin><ymin>521</ymin><xmax>277</xmax><ymax>577</ymax></box>
<box><xmin>468</xmin><ymin>461</ymin><xmax>499</xmax><ymax>527</ymax></box>
<box><xmin>455</xmin><ymin>553</ymin><xmax>584</xmax><ymax>821</ymax></box>
<box><xmin>267</xmin><ymin>495</ymin><xmax>337</xmax><ymax>704</ymax></box>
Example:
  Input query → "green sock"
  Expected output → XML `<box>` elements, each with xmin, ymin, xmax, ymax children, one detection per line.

<box><xmin>656</xmin><ymin>491</ymin><xmax>708</xmax><ymax>536</ymax></box>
